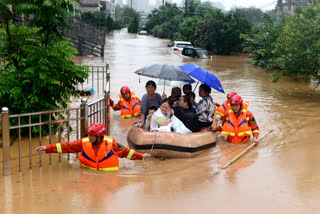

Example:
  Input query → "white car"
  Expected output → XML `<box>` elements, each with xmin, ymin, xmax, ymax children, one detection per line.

<box><xmin>170</xmin><ymin>41</ymin><xmax>193</xmax><ymax>52</ymax></box>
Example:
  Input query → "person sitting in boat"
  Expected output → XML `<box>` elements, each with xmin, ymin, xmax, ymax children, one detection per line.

<box><xmin>139</xmin><ymin>80</ymin><xmax>164</xmax><ymax>128</ymax></box>
<box><xmin>150</xmin><ymin>98</ymin><xmax>174</xmax><ymax>132</ymax></box>
<box><xmin>183</xmin><ymin>84</ymin><xmax>192</xmax><ymax>95</ymax></box>
<box><xmin>173</xmin><ymin>95</ymin><xmax>200</xmax><ymax>132</ymax></box>
<box><xmin>196</xmin><ymin>84</ymin><xmax>217</xmax><ymax>129</ymax></box>
<box><xmin>144</xmin><ymin>106</ymin><xmax>158</xmax><ymax>131</ymax></box>
<box><xmin>215</xmin><ymin>95</ymin><xmax>259</xmax><ymax>143</ymax></box>
<box><xmin>109</xmin><ymin>86</ymin><xmax>141</xmax><ymax>119</ymax></box>
<box><xmin>186</xmin><ymin>91</ymin><xmax>197</xmax><ymax>113</ymax></box>
<box><xmin>168</xmin><ymin>87</ymin><xmax>182</xmax><ymax>107</ymax></box>
<box><xmin>35</xmin><ymin>123</ymin><xmax>151</xmax><ymax>171</ymax></box>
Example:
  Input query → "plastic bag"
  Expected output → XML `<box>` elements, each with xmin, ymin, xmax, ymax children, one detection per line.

<box><xmin>170</xmin><ymin>115</ymin><xmax>192</xmax><ymax>134</ymax></box>
<box><xmin>154</xmin><ymin>123</ymin><xmax>172</xmax><ymax>132</ymax></box>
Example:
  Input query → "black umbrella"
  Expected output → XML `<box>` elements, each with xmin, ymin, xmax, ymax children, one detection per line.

<box><xmin>134</xmin><ymin>64</ymin><xmax>194</xmax><ymax>82</ymax></box>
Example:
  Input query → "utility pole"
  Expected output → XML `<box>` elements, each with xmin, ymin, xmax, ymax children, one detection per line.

<box><xmin>162</xmin><ymin>0</ymin><xmax>165</xmax><ymax>6</ymax></box>
<box><xmin>131</xmin><ymin>0</ymin><xmax>132</xmax><ymax>8</ymax></box>
<box><xmin>185</xmin><ymin>0</ymin><xmax>188</xmax><ymax>16</ymax></box>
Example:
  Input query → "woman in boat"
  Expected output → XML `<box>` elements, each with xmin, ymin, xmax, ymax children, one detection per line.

<box><xmin>139</xmin><ymin>80</ymin><xmax>163</xmax><ymax>128</ymax></box>
<box><xmin>168</xmin><ymin>87</ymin><xmax>181</xmax><ymax>107</ymax></box>
<box><xmin>196</xmin><ymin>84</ymin><xmax>216</xmax><ymax>129</ymax></box>
<box><xmin>150</xmin><ymin>98</ymin><xmax>174</xmax><ymax>131</ymax></box>
<box><xmin>173</xmin><ymin>95</ymin><xmax>200</xmax><ymax>132</ymax></box>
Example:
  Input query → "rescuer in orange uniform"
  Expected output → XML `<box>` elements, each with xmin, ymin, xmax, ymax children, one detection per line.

<box><xmin>211</xmin><ymin>91</ymin><xmax>249</xmax><ymax>130</ymax></box>
<box><xmin>109</xmin><ymin>86</ymin><xmax>141</xmax><ymax>118</ymax></box>
<box><xmin>215</xmin><ymin>95</ymin><xmax>259</xmax><ymax>143</ymax></box>
<box><xmin>35</xmin><ymin>123</ymin><xmax>151</xmax><ymax>171</ymax></box>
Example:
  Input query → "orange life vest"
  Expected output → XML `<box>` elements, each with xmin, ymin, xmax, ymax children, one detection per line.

<box><xmin>221</xmin><ymin>103</ymin><xmax>252</xmax><ymax>143</ymax></box>
<box><xmin>78</xmin><ymin>136</ymin><xmax>119</xmax><ymax>171</ymax></box>
<box><xmin>215</xmin><ymin>100</ymin><xmax>230</xmax><ymax>118</ymax></box>
<box><xmin>118</xmin><ymin>91</ymin><xmax>140</xmax><ymax>118</ymax></box>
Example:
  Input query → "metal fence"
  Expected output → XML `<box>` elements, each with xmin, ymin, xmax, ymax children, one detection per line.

<box><xmin>1</xmin><ymin>65</ymin><xmax>111</xmax><ymax>176</ymax></box>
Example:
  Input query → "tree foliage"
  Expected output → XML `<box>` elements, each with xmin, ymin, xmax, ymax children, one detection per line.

<box><xmin>194</xmin><ymin>8</ymin><xmax>252</xmax><ymax>54</ymax></box>
<box><xmin>81</xmin><ymin>12</ymin><xmax>115</xmax><ymax>31</ymax></box>
<box><xmin>0</xmin><ymin>0</ymin><xmax>89</xmax><ymax>135</ymax></box>
<box><xmin>243</xmin><ymin>2</ymin><xmax>320</xmax><ymax>82</ymax></box>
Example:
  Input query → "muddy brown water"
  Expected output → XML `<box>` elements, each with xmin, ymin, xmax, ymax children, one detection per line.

<box><xmin>1</xmin><ymin>29</ymin><xmax>320</xmax><ymax>214</ymax></box>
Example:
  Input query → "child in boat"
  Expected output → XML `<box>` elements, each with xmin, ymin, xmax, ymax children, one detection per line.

<box><xmin>144</xmin><ymin>106</ymin><xmax>158</xmax><ymax>131</ymax></box>
<box><xmin>150</xmin><ymin>99</ymin><xmax>174</xmax><ymax>132</ymax></box>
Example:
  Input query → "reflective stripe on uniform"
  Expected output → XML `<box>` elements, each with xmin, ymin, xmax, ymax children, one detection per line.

<box><xmin>253</xmin><ymin>130</ymin><xmax>259</xmax><ymax>133</ymax></box>
<box><xmin>81</xmin><ymin>164</ymin><xmax>97</xmax><ymax>170</ymax></box>
<box><xmin>56</xmin><ymin>143</ymin><xmax>62</xmax><ymax>153</ymax></box>
<box><xmin>133</xmin><ymin>111</ymin><xmax>140</xmax><ymax>116</ymax></box>
<box><xmin>221</xmin><ymin>131</ymin><xmax>235</xmax><ymax>136</ymax></box>
<box><xmin>126</xmin><ymin>149</ymin><xmax>134</xmax><ymax>160</ymax></box>
<box><xmin>215</xmin><ymin>111</ymin><xmax>224</xmax><ymax>117</ymax></box>
<box><xmin>121</xmin><ymin>115</ymin><xmax>132</xmax><ymax>118</ymax></box>
<box><xmin>82</xmin><ymin>138</ymin><xmax>90</xmax><ymax>142</ymax></box>
<box><xmin>99</xmin><ymin>167</ymin><xmax>119</xmax><ymax>171</ymax></box>
<box><xmin>238</xmin><ymin>131</ymin><xmax>252</xmax><ymax>136</ymax></box>
<box><xmin>104</xmin><ymin>136</ymin><xmax>113</xmax><ymax>142</ymax></box>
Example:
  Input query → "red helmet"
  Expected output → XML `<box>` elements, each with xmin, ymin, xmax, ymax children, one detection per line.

<box><xmin>87</xmin><ymin>123</ymin><xmax>106</xmax><ymax>136</ymax></box>
<box><xmin>227</xmin><ymin>91</ymin><xmax>237</xmax><ymax>99</ymax></box>
<box><xmin>230</xmin><ymin>95</ymin><xmax>243</xmax><ymax>105</ymax></box>
<box><xmin>120</xmin><ymin>86</ymin><xmax>130</xmax><ymax>95</ymax></box>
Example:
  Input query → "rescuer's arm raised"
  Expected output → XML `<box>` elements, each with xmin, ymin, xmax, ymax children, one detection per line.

<box><xmin>45</xmin><ymin>140</ymin><xmax>83</xmax><ymax>153</ymax></box>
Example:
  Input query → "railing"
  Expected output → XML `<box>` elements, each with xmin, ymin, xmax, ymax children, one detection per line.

<box><xmin>1</xmin><ymin>65</ymin><xmax>111</xmax><ymax>176</ymax></box>
<box><xmin>77</xmin><ymin>64</ymin><xmax>110</xmax><ymax>93</ymax></box>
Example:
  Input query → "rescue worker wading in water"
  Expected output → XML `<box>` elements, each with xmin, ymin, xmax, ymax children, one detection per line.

<box><xmin>35</xmin><ymin>123</ymin><xmax>151</xmax><ymax>171</ymax></box>
<box><xmin>109</xmin><ymin>86</ymin><xmax>141</xmax><ymax>118</ymax></box>
<box><xmin>212</xmin><ymin>91</ymin><xmax>249</xmax><ymax>130</ymax></box>
<box><xmin>215</xmin><ymin>95</ymin><xmax>259</xmax><ymax>144</ymax></box>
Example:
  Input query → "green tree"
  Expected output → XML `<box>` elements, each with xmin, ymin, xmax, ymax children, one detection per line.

<box><xmin>81</xmin><ymin>11</ymin><xmax>115</xmax><ymax>31</ymax></box>
<box><xmin>0</xmin><ymin>0</ymin><xmax>89</xmax><ymax>135</ymax></box>
<box><xmin>120</xmin><ymin>6</ymin><xmax>139</xmax><ymax>25</ymax></box>
<box><xmin>274</xmin><ymin>3</ymin><xmax>320</xmax><ymax>81</ymax></box>
<box><xmin>174</xmin><ymin>16</ymin><xmax>201</xmax><ymax>41</ymax></box>
<box><xmin>194</xmin><ymin>8</ymin><xmax>252</xmax><ymax>54</ymax></box>
<box><xmin>128</xmin><ymin>15</ymin><xmax>139</xmax><ymax>33</ymax></box>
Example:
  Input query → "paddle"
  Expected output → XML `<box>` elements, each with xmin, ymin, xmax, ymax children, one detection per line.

<box><xmin>221</xmin><ymin>130</ymin><xmax>274</xmax><ymax>169</ymax></box>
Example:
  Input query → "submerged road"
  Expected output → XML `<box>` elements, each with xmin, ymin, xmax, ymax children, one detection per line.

<box><xmin>1</xmin><ymin>29</ymin><xmax>320</xmax><ymax>214</ymax></box>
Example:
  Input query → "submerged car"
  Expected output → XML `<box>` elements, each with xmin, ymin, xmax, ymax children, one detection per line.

<box><xmin>181</xmin><ymin>47</ymin><xmax>210</xmax><ymax>59</ymax></box>
<box><xmin>139</xmin><ymin>30</ymin><xmax>148</xmax><ymax>35</ymax></box>
<box><xmin>170</xmin><ymin>41</ymin><xmax>193</xmax><ymax>52</ymax></box>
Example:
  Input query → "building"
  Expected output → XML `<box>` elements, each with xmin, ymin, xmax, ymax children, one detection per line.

<box><xmin>276</xmin><ymin>0</ymin><xmax>314</xmax><ymax>17</ymax></box>
<box><xmin>101</xmin><ymin>0</ymin><xmax>116</xmax><ymax>19</ymax></box>
<box><xmin>130</xmin><ymin>0</ymin><xmax>149</xmax><ymax>12</ymax></box>
<box><xmin>116</xmin><ymin>0</ymin><xmax>124</xmax><ymax>7</ymax></box>
<box><xmin>78</xmin><ymin>0</ymin><xmax>101</xmax><ymax>12</ymax></box>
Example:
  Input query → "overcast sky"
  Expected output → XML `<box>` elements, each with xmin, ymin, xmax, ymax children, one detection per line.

<box><xmin>148</xmin><ymin>0</ymin><xmax>277</xmax><ymax>11</ymax></box>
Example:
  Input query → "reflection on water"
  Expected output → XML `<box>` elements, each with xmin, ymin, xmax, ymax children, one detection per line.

<box><xmin>1</xmin><ymin>29</ymin><xmax>320</xmax><ymax>214</ymax></box>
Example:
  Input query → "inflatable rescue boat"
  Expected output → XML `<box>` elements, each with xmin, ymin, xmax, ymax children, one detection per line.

<box><xmin>127</xmin><ymin>126</ymin><xmax>216</xmax><ymax>158</ymax></box>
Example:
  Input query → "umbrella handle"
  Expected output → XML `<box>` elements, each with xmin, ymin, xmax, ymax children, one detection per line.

<box><xmin>193</xmin><ymin>81</ymin><xmax>200</xmax><ymax>92</ymax></box>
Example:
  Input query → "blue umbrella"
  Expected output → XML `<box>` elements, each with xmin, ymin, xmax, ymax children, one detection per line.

<box><xmin>179</xmin><ymin>64</ymin><xmax>225</xmax><ymax>93</ymax></box>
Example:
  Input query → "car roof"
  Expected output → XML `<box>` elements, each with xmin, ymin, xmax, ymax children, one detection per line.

<box><xmin>174</xmin><ymin>41</ymin><xmax>192</xmax><ymax>44</ymax></box>
<box><xmin>184</xmin><ymin>47</ymin><xmax>207</xmax><ymax>50</ymax></box>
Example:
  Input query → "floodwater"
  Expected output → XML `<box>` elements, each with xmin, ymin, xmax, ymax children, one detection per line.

<box><xmin>1</xmin><ymin>29</ymin><xmax>320</xmax><ymax>214</ymax></box>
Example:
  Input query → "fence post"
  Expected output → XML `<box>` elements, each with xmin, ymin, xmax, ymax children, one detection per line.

<box><xmin>80</xmin><ymin>98</ymin><xmax>88</xmax><ymax>138</ymax></box>
<box><xmin>101</xmin><ymin>44</ymin><xmax>104</xmax><ymax>57</ymax></box>
<box><xmin>104</xmin><ymin>89</ymin><xmax>110</xmax><ymax>136</ymax></box>
<box><xmin>2</xmin><ymin>107</ymin><xmax>11</xmax><ymax>176</ymax></box>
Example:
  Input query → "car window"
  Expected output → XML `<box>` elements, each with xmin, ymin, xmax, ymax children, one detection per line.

<box><xmin>186</xmin><ymin>49</ymin><xmax>194</xmax><ymax>57</ymax></box>
<box><xmin>197</xmin><ymin>49</ymin><xmax>209</xmax><ymax>58</ymax></box>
